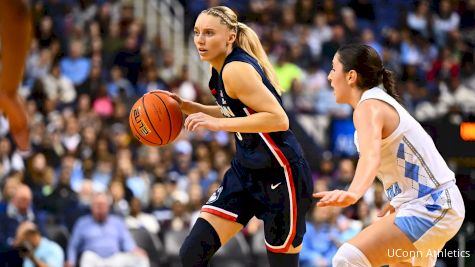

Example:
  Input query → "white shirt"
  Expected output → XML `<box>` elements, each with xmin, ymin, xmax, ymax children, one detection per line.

<box><xmin>354</xmin><ymin>87</ymin><xmax>455</xmax><ymax>208</ymax></box>
<box><xmin>125</xmin><ymin>213</ymin><xmax>160</xmax><ymax>234</ymax></box>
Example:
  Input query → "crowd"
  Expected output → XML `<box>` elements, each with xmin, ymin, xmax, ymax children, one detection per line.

<box><xmin>0</xmin><ymin>0</ymin><xmax>474</xmax><ymax>266</ymax></box>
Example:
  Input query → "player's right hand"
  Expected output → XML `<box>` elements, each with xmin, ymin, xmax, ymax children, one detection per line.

<box><xmin>147</xmin><ymin>90</ymin><xmax>183</xmax><ymax>107</ymax></box>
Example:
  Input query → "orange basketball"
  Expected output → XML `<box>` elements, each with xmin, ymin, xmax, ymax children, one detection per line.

<box><xmin>129</xmin><ymin>91</ymin><xmax>183</xmax><ymax>146</ymax></box>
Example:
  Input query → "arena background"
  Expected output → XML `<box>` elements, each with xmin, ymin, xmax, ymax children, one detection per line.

<box><xmin>0</xmin><ymin>0</ymin><xmax>474</xmax><ymax>266</ymax></box>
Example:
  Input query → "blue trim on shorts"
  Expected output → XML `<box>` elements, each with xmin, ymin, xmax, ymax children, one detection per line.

<box><xmin>395</xmin><ymin>216</ymin><xmax>434</xmax><ymax>242</ymax></box>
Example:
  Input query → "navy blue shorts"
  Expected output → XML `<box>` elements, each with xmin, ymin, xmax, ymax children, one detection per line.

<box><xmin>202</xmin><ymin>157</ymin><xmax>314</xmax><ymax>253</ymax></box>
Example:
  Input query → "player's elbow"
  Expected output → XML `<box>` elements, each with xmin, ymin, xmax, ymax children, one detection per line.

<box><xmin>275</xmin><ymin>113</ymin><xmax>289</xmax><ymax>131</ymax></box>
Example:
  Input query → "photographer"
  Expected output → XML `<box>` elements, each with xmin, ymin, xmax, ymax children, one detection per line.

<box><xmin>14</xmin><ymin>221</ymin><xmax>64</xmax><ymax>267</ymax></box>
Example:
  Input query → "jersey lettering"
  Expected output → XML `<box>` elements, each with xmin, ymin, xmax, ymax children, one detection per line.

<box><xmin>218</xmin><ymin>104</ymin><xmax>243</xmax><ymax>140</ymax></box>
<box><xmin>386</xmin><ymin>182</ymin><xmax>402</xmax><ymax>200</ymax></box>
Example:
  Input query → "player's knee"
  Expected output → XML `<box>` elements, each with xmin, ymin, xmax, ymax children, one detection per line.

<box><xmin>333</xmin><ymin>243</ymin><xmax>372</xmax><ymax>267</ymax></box>
<box><xmin>179</xmin><ymin>218</ymin><xmax>221</xmax><ymax>267</ymax></box>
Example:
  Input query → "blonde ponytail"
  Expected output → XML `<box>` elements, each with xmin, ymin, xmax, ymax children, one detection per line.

<box><xmin>202</xmin><ymin>6</ymin><xmax>283</xmax><ymax>95</ymax></box>
<box><xmin>235</xmin><ymin>23</ymin><xmax>283</xmax><ymax>95</ymax></box>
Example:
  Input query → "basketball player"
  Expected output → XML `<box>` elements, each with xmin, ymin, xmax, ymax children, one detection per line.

<box><xmin>0</xmin><ymin>0</ymin><xmax>32</xmax><ymax>151</ymax></box>
<box><xmin>314</xmin><ymin>44</ymin><xmax>465</xmax><ymax>266</ymax></box>
<box><xmin>161</xmin><ymin>6</ymin><xmax>313</xmax><ymax>267</ymax></box>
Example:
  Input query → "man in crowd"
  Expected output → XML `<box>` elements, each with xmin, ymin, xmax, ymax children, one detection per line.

<box><xmin>66</xmin><ymin>192</ymin><xmax>149</xmax><ymax>267</ymax></box>
<box><xmin>13</xmin><ymin>221</ymin><xmax>64</xmax><ymax>267</ymax></box>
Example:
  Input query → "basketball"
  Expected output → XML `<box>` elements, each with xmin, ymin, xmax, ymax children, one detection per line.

<box><xmin>129</xmin><ymin>91</ymin><xmax>183</xmax><ymax>146</ymax></box>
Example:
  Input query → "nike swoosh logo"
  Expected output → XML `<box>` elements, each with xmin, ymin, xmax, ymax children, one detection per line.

<box><xmin>271</xmin><ymin>182</ymin><xmax>282</xmax><ymax>190</ymax></box>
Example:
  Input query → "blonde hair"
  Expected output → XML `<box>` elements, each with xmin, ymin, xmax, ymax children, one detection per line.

<box><xmin>201</xmin><ymin>6</ymin><xmax>282</xmax><ymax>95</ymax></box>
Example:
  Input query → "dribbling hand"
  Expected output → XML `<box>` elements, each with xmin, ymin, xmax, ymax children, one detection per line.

<box><xmin>147</xmin><ymin>90</ymin><xmax>183</xmax><ymax>107</ymax></box>
<box><xmin>313</xmin><ymin>190</ymin><xmax>359</xmax><ymax>207</ymax></box>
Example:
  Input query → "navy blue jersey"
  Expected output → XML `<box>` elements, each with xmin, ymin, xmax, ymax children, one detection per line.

<box><xmin>209</xmin><ymin>47</ymin><xmax>304</xmax><ymax>169</ymax></box>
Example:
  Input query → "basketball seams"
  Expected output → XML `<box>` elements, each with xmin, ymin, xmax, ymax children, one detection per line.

<box><xmin>141</xmin><ymin>96</ymin><xmax>164</xmax><ymax>145</ymax></box>
<box><xmin>129</xmin><ymin>92</ymin><xmax>182</xmax><ymax>146</ymax></box>
<box><xmin>128</xmin><ymin>107</ymin><xmax>160</xmax><ymax>145</ymax></box>
<box><xmin>152</xmin><ymin>93</ymin><xmax>172</xmax><ymax>144</ymax></box>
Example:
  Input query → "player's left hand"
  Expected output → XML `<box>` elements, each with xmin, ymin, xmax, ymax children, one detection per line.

<box><xmin>185</xmin><ymin>112</ymin><xmax>221</xmax><ymax>131</ymax></box>
<box><xmin>313</xmin><ymin>190</ymin><xmax>359</xmax><ymax>207</ymax></box>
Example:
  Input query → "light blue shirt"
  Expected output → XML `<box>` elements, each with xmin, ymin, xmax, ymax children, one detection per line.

<box><xmin>59</xmin><ymin>57</ymin><xmax>91</xmax><ymax>85</ymax></box>
<box><xmin>300</xmin><ymin>222</ymin><xmax>339</xmax><ymax>267</ymax></box>
<box><xmin>23</xmin><ymin>238</ymin><xmax>64</xmax><ymax>267</ymax></box>
<box><xmin>67</xmin><ymin>215</ymin><xmax>136</xmax><ymax>265</ymax></box>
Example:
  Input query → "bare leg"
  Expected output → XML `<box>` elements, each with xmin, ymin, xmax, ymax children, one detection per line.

<box><xmin>201</xmin><ymin>212</ymin><xmax>301</xmax><ymax>253</ymax></box>
<box><xmin>200</xmin><ymin>212</ymin><xmax>243</xmax><ymax>246</ymax></box>
<box><xmin>0</xmin><ymin>0</ymin><xmax>32</xmax><ymax>151</ymax></box>
<box><xmin>348</xmin><ymin>212</ymin><xmax>419</xmax><ymax>266</ymax></box>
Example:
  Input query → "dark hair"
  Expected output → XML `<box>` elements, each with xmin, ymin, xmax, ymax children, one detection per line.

<box><xmin>337</xmin><ymin>44</ymin><xmax>401</xmax><ymax>102</ymax></box>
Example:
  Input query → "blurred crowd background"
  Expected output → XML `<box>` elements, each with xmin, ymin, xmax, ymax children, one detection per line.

<box><xmin>0</xmin><ymin>0</ymin><xmax>474</xmax><ymax>266</ymax></box>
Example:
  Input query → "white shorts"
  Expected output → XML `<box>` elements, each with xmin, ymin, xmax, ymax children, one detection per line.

<box><xmin>394</xmin><ymin>181</ymin><xmax>465</xmax><ymax>266</ymax></box>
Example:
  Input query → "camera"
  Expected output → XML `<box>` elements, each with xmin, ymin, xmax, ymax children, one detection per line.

<box><xmin>18</xmin><ymin>241</ymin><xmax>33</xmax><ymax>256</ymax></box>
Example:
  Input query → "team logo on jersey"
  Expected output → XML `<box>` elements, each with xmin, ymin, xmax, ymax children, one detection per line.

<box><xmin>206</xmin><ymin>186</ymin><xmax>223</xmax><ymax>204</ymax></box>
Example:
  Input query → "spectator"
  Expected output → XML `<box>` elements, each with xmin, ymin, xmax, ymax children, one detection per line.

<box><xmin>295</xmin><ymin>0</ymin><xmax>318</xmax><ymax>25</ymax></box>
<box><xmin>161</xmin><ymin>190</ymin><xmax>190</xmax><ymax>233</ymax></box>
<box><xmin>13</xmin><ymin>221</ymin><xmax>64</xmax><ymax>267</ymax></box>
<box><xmin>0</xmin><ymin>137</ymin><xmax>25</xmax><ymax>180</ymax></box>
<box><xmin>341</xmin><ymin>7</ymin><xmax>360</xmax><ymax>43</ymax></box>
<box><xmin>103</xmin><ymin>23</ymin><xmax>124</xmax><ymax>68</ymax></box>
<box><xmin>59</xmin><ymin>40</ymin><xmax>92</xmax><ymax>86</ymax></box>
<box><xmin>1</xmin><ymin>174</ymin><xmax>21</xmax><ymax>204</ymax></box>
<box><xmin>433</xmin><ymin>0</ymin><xmax>460</xmax><ymax>46</ymax></box>
<box><xmin>273</xmin><ymin>48</ymin><xmax>304</xmax><ymax>93</ymax></box>
<box><xmin>0</xmin><ymin>184</ymin><xmax>36</xmax><ymax>249</ymax></box>
<box><xmin>137</xmin><ymin>68</ymin><xmax>169</xmax><ymax>95</ymax></box>
<box><xmin>159</xmin><ymin>50</ymin><xmax>177</xmax><ymax>84</ymax></box>
<box><xmin>42</xmin><ymin>62</ymin><xmax>77</xmax><ymax>109</ymax></box>
<box><xmin>26</xmin><ymin>47</ymin><xmax>53</xmax><ymax>86</ymax></box>
<box><xmin>329</xmin><ymin>158</ymin><xmax>355</xmax><ymax>190</ymax></box>
<box><xmin>36</xmin><ymin>16</ymin><xmax>58</xmax><ymax>49</ymax></box>
<box><xmin>307</xmin><ymin>12</ymin><xmax>332</xmax><ymax>59</ymax></box>
<box><xmin>113</xmin><ymin>35</ymin><xmax>141</xmax><ymax>85</ymax></box>
<box><xmin>78</xmin><ymin>63</ymin><xmax>103</xmax><ymax>98</ymax></box>
<box><xmin>44</xmin><ymin>165</ymin><xmax>82</xmax><ymax>231</ymax></box>
<box><xmin>438</xmin><ymin>77</ymin><xmax>475</xmax><ymax>114</ymax></box>
<box><xmin>171</xmin><ymin>65</ymin><xmax>202</xmax><ymax>102</ymax></box>
<box><xmin>300</xmin><ymin>206</ymin><xmax>340</xmax><ymax>267</ymax></box>
<box><xmin>109</xmin><ymin>178</ymin><xmax>132</xmax><ymax>216</ymax></box>
<box><xmin>147</xmin><ymin>182</ymin><xmax>172</xmax><ymax>225</ymax></box>
<box><xmin>107</xmin><ymin>65</ymin><xmax>135</xmax><ymax>100</ymax></box>
<box><xmin>427</xmin><ymin>47</ymin><xmax>460</xmax><ymax>82</ymax></box>
<box><xmin>406</xmin><ymin>0</ymin><xmax>433</xmax><ymax>38</ymax></box>
<box><xmin>66</xmin><ymin>192</ymin><xmax>149</xmax><ymax>267</ymax></box>
<box><xmin>125</xmin><ymin>197</ymin><xmax>160</xmax><ymax>235</ymax></box>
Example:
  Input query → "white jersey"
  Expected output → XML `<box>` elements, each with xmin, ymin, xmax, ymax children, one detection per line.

<box><xmin>354</xmin><ymin>87</ymin><xmax>455</xmax><ymax>208</ymax></box>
